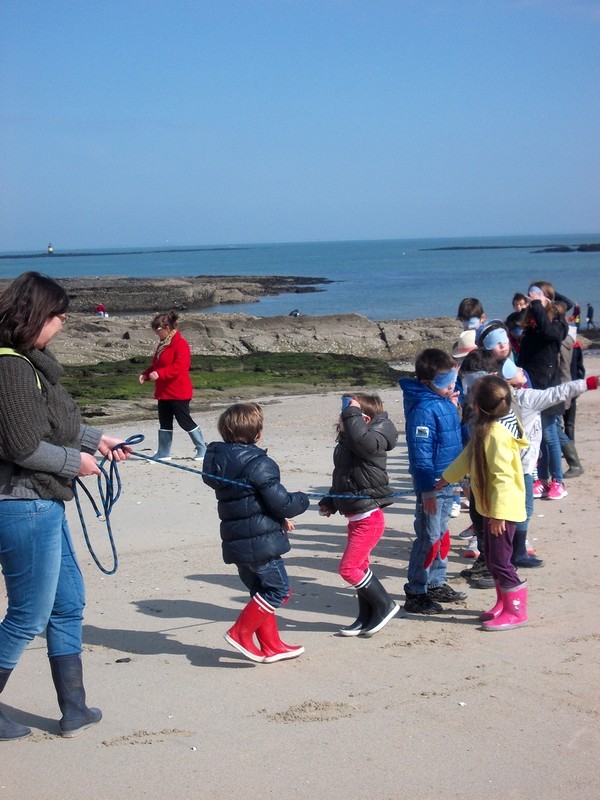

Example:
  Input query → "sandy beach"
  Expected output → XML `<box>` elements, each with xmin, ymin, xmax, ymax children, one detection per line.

<box><xmin>2</xmin><ymin>354</ymin><xmax>600</xmax><ymax>800</ymax></box>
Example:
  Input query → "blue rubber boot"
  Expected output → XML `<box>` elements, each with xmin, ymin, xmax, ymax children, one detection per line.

<box><xmin>49</xmin><ymin>655</ymin><xmax>102</xmax><ymax>738</ymax></box>
<box><xmin>0</xmin><ymin>668</ymin><xmax>31</xmax><ymax>741</ymax></box>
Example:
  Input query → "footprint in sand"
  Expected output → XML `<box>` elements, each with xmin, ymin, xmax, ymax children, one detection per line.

<box><xmin>261</xmin><ymin>699</ymin><xmax>357</xmax><ymax>723</ymax></box>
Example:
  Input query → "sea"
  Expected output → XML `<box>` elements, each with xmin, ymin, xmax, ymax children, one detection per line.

<box><xmin>1</xmin><ymin>234</ymin><xmax>598</xmax><ymax>322</ymax></box>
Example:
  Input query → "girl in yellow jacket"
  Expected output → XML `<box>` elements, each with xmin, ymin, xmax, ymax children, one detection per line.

<box><xmin>437</xmin><ymin>375</ymin><xmax>530</xmax><ymax>631</ymax></box>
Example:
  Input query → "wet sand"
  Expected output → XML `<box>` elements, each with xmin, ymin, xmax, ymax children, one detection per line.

<box><xmin>2</xmin><ymin>355</ymin><xmax>600</xmax><ymax>799</ymax></box>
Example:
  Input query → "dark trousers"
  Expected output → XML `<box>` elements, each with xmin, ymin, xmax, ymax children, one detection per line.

<box><xmin>157</xmin><ymin>399</ymin><xmax>197</xmax><ymax>432</ymax></box>
<box><xmin>482</xmin><ymin>519</ymin><xmax>520</xmax><ymax>589</ymax></box>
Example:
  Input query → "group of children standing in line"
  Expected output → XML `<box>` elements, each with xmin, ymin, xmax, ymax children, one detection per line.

<box><xmin>202</xmin><ymin>280</ymin><xmax>598</xmax><ymax>663</ymax></box>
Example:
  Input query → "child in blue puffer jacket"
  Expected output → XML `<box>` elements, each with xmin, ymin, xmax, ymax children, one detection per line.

<box><xmin>400</xmin><ymin>348</ymin><xmax>467</xmax><ymax>615</ymax></box>
<box><xmin>202</xmin><ymin>402</ymin><xmax>309</xmax><ymax>664</ymax></box>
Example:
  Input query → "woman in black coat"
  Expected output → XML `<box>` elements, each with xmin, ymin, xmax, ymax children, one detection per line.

<box><xmin>518</xmin><ymin>281</ymin><xmax>568</xmax><ymax>500</ymax></box>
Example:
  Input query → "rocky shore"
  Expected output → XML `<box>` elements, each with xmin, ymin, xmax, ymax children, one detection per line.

<box><xmin>0</xmin><ymin>275</ymin><xmax>330</xmax><ymax>314</ymax></box>
<box><xmin>49</xmin><ymin>310</ymin><xmax>464</xmax><ymax>367</ymax></box>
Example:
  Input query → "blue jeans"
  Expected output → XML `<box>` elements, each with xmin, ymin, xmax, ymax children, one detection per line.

<box><xmin>404</xmin><ymin>485</ymin><xmax>454</xmax><ymax>595</ymax></box>
<box><xmin>236</xmin><ymin>557</ymin><xmax>290</xmax><ymax>608</ymax></box>
<box><xmin>538</xmin><ymin>412</ymin><xmax>563</xmax><ymax>483</ymax></box>
<box><xmin>515</xmin><ymin>473</ymin><xmax>534</xmax><ymax>536</ymax></box>
<box><xmin>0</xmin><ymin>499</ymin><xmax>85</xmax><ymax>670</ymax></box>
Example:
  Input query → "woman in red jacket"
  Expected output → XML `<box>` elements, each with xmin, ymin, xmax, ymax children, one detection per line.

<box><xmin>139</xmin><ymin>311</ymin><xmax>206</xmax><ymax>461</ymax></box>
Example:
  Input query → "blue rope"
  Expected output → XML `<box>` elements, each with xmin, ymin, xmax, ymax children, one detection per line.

<box><xmin>74</xmin><ymin>433</ymin><xmax>415</xmax><ymax>575</ymax></box>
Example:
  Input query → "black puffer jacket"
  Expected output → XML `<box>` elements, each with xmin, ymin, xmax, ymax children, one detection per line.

<box><xmin>202</xmin><ymin>441</ymin><xmax>309</xmax><ymax>565</ymax></box>
<box><xmin>320</xmin><ymin>407</ymin><xmax>398</xmax><ymax>516</ymax></box>
<box><xmin>518</xmin><ymin>300</ymin><xmax>568</xmax><ymax>389</ymax></box>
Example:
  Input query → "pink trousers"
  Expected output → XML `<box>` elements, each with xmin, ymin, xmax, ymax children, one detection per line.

<box><xmin>339</xmin><ymin>508</ymin><xmax>386</xmax><ymax>586</ymax></box>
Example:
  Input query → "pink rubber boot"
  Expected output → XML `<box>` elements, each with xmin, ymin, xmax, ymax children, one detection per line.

<box><xmin>480</xmin><ymin>583</ymin><xmax>503</xmax><ymax>622</ymax></box>
<box><xmin>482</xmin><ymin>582</ymin><xmax>528</xmax><ymax>631</ymax></box>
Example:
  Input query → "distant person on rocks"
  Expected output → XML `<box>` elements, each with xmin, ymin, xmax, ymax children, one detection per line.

<box><xmin>289</xmin><ymin>309</ymin><xmax>301</xmax><ymax>317</ymax></box>
<box><xmin>94</xmin><ymin>303</ymin><xmax>108</xmax><ymax>318</ymax></box>
<box><xmin>202</xmin><ymin>402</ymin><xmax>309</xmax><ymax>663</ymax></box>
<box><xmin>318</xmin><ymin>393</ymin><xmax>400</xmax><ymax>637</ymax></box>
<box><xmin>138</xmin><ymin>311</ymin><xmax>206</xmax><ymax>462</ymax></box>
<box><xmin>586</xmin><ymin>303</ymin><xmax>596</xmax><ymax>329</ymax></box>
<box><xmin>570</xmin><ymin>302</ymin><xmax>581</xmax><ymax>330</ymax></box>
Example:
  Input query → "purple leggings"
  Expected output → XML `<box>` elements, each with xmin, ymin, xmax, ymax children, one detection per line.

<box><xmin>482</xmin><ymin>518</ymin><xmax>520</xmax><ymax>589</ymax></box>
<box><xmin>339</xmin><ymin>508</ymin><xmax>385</xmax><ymax>586</ymax></box>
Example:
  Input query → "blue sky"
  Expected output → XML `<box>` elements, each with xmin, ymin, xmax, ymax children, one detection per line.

<box><xmin>1</xmin><ymin>0</ymin><xmax>599</xmax><ymax>250</ymax></box>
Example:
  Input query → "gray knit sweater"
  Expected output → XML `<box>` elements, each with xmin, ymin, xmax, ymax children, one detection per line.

<box><xmin>0</xmin><ymin>347</ymin><xmax>102</xmax><ymax>501</ymax></box>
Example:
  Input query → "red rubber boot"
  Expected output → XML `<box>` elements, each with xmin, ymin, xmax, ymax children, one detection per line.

<box><xmin>256</xmin><ymin>605</ymin><xmax>304</xmax><ymax>663</ymax></box>
<box><xmin>224</xmin><ymin>595</ymin><xmax>270</xmax><ymax>662</ymax></box>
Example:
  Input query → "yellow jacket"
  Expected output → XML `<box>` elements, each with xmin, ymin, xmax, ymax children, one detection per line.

<box><xmin>443</xmin><ymin>422</ymin><xmax>528</xmax><ymax>522</ymax></box>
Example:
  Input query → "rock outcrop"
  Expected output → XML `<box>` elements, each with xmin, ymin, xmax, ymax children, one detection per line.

<box><xmin>50</xmin><ymin>311</ymin><xmax>463</xmax><ymax>367</ymax></box>
<box><xmin>0</xmin><ymin>275</ymin><xmax>329</xmax><ymax>314</ymax></box>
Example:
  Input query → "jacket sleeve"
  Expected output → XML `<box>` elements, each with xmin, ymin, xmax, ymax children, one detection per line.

<box><xmin>405</xmin><ymin>405</ymin><xmax>438</xmax><ymax>492</ymax></box>
<box><xmin>529</xmin><ymin>300</ymin><xmax>568</xmax><ymax>343</ymax></box>
<box><xmin>15</xmin><ymin>440</ymin><xmax>81</xmax><ymax>478</ymax></box>
<box><xmin>250</xmin><ymin>456</ymin><xmax>310</xmax><ymax>520</ymax></box>
<box><xmin>517</xmin><ymin>380</ymin><xmax>588</xmax><ymax>414</ymax></box>
<box><xmin>80</xmin><ymin>423</ymin><xmax>103</xmax><ymax>454</ymax></box>
<box><xmin>342</xmin><ymin>410</ymin><xmax>396</xmax><ymax>458</ymax></box>
<box><xmin>443</xmin><ymin>443</ymin><xmax>472</xmax><ymax>485</ymax></box>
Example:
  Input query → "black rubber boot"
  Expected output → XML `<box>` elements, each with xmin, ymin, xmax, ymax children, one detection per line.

<box><xmin>0</xmin><ymin>668</ymin><xmax>31</xmax><ymax>741</ymax></box>
<box><xmin>511</xmin><ymin>531</ymin><xmax>544</xmax><ymax>568</ymax></box>
<box><xmin>49</xmin><ymin>655</ymin><xmax>102</xmax><ymax>738</ymax></box>
<box><xmin>561</xmin><ymin>440</ymin><xmax>584</xmax><ymax>479</ymax></box>
<box><xmin>339</xmin><ymin>592</ymin><xmax>372</xmax><ymax>637</ymax></box>
<box><xmin>357</xmin><ymin>572</ymin><xmax>399</xmax><ymax>637</ymax></box>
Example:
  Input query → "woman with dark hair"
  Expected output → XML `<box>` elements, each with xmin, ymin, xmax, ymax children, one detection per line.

<box><xmin>138</xmin><ymin>310</ymin><xmax>206</xmax><ymax>461</ymax></box>
<box><xmin>518</xmin><ymin>281</ymin><xmax>568</xmax><ymax>500</ymax></box>
<box><xmin>0</xmin><ymin>271</ymin><xmax>131</xmax><ymax>741</ymax></box>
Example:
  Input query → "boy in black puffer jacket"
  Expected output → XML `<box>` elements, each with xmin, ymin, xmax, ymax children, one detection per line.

<box><xmin>202</xmin><ymin>403</ymin><xmax>309</xmax><ymax>664</ymax></box>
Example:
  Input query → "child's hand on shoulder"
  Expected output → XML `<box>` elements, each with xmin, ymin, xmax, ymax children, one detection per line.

<box><xmin>283</xmin><ymin>518</ymin><xmax>295</xmax><ymax>532</ymax></box>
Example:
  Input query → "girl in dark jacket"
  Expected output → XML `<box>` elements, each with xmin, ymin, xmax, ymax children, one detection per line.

<box><xmin>518</xmin><ymin>281</ymin><xmax>568</xmax><ymax>500</ymax></box>
<box><xmin>319</xmin><ymin>393</ymin><xmax>399</xmax><ymax>637</ymax></box>
<box><xmin>202</xmin><ymin>403</ymin><xmax>309</xmax><ymax>664</ymax></box>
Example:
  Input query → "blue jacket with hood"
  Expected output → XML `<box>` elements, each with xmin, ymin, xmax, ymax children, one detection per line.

<box><xmin>399</xmin><ymin>378</ymin><xmax>462</xmax><ymax>494</ymax></box>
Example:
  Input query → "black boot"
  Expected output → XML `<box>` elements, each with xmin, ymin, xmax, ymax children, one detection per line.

<box><xmin>511</xmin><ymin>531</ymin><xmax>544</xmax><ymax>568</ymax></box>
<box><xmin>339</xmin><ymin>591</ymin><xmax>372</xmax><ymax>637</ymax></box>
<box><xmin>561</xmin><ymin>440</ymin><xmax>584</xmax><ymax>479</ymax></box>
<box><xmin>49</xmin><ymin>654</ymin><xmax>102</xmax><ymax>738</ymax></box>
<box><xmin>356</xmin><ymin>572</ymin><xmax>399</xmax><ymax>637</ymax></box>
<box><xmin>0</xmin><ymin>668</ymin><xmax>31</xmax><ymax>741</ymax></box>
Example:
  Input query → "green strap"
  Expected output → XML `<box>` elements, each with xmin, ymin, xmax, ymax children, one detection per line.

<box><xmin>0</xmin><ymin>347</ymin><xmax>42</xmax><ymax>391</ymax></box>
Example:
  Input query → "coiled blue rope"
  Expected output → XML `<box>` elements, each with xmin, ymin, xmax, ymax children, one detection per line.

<box><xmin>73</xmin><ymin>433</ymin><xmax>415</xmax><ymax>574</ymax></box>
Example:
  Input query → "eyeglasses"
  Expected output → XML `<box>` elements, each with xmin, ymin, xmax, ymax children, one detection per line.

<box><xmin>154</xmin><ymin>326</ymin><xmax>164</xmax><ymax>331</ymax></box>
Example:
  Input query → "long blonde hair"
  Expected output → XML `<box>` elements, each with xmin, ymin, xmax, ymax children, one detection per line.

<box><xmin>470</xmin><ymin>375</ymin><xmax>513</xmax><ymax>499</ymax></box>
